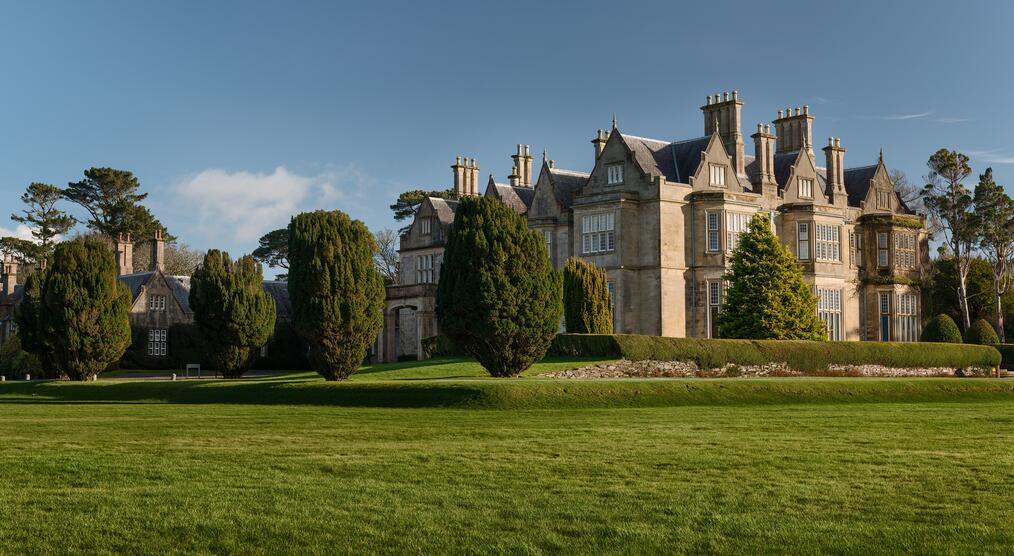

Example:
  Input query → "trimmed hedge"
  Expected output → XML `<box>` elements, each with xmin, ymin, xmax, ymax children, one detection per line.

<box><xmin>548</xmin><ymin>334</ymin><xmax>1000</xmax><ymax>372</ymax></box>
<box><xmin>921</xmin><ymin>314</ymin><xmax>963</xmax><ymax>343</ymax></box>
<box><xmin>964</xmin><ymin>319</ymin><xmax>1000</xmax><ymax>345</ymax></box>
<box><xmin>421</xmin><ymin>335</ymin><xmax>463</xmax><ymax>359</ymax></box>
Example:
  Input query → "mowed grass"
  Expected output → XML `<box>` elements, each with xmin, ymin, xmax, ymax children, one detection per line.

<box><xmin>1</xmin><ymin>358</ymin><xmax>1013</xmax><ymax>554</ymax></box>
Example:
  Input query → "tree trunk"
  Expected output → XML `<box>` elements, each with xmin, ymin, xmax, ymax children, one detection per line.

<box><xmin>958</xmin><ymin>271</ymin><xmax>972</xmax><ymax>330</ymax></box>
<box><xmin>995</xmin><ymin>272</ymin><xmax>1006</xmax><ymax>343</ymax></box>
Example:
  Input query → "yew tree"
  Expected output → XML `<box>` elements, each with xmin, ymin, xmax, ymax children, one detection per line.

<box><xmin>287</xmin><ymin>210</ymin><xmax>385</xmax><ymax>381</ymax></box>
<box><xmin>563</xmin><ymin>257</ymin><xmax>613</xmax><ymax>334</ymax></box>
<box><xmin>437</xmin><ymin>196</ymin><xmax>563</xmax><ymax>377</ymax></box>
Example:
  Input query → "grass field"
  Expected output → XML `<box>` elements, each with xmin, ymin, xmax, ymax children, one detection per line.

<box><xmin>2</xmin><ymin>357</ymin><xmax>1014</xmax><ymax>554</ymax></box>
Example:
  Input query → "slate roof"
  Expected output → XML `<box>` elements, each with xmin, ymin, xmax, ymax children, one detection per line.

<box><xmin>617</xmin><ymin>133</ymin><xmax>681</xmax><ymax>182</ymax></box>
<box><xmin>548</xmin><ymin>167</ymin><xmax>590</xmax><ymax>209</ymax></box>
<box><xmin>262</xmin><ymin>280</ymin><xmax>292</xmax><ymax>319</ymax></box>
<box><xmin>117</xmin><ymin>272</ymin><xmax>289</xmax><ymax>318</ymax></box>
<box><xmin>844</xmin><ymin>164</ymin><xmax>878</xmax><ymax>207</ymax></box>
<box><xmin>429</xmin><ymin>197</ymin><xmax>459</xmax><ymax>224</ymax></box>
<box><xmin>773</xmin><ymin>152</ymin><xmax>799</xmax><ymax>188</ymax></box>
<box><xmin>489</xmin><ymin>182</ymin><xmax>536</xmax><ymax>215</ymax></box>
<box><xmin>667</xmin><ymin>136</ymin><xmax>711</xmax><ymax>183</ymax></box>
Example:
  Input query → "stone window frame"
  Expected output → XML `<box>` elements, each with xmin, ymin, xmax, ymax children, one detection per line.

<box><xmin>606</xmin><ymin>163</ymin><xmax>624</xmax><ymax>186</ymax></box>
<box><xmin>797</xmin><ymin>222</ymin><xmax>810</xmax><ymax>261</ymax></box>
<box><xmin>415</xmin><ymin>254</ymin><xmax>434</xmax><ymax>284</ymax></box>
<box><xmin>420</xmin><ymin>217</ymin><xmax>432</xmax><ymax>235</ymax></box>
<box><xmin>706</xmin><ymin>280</ymin><xmax>724</xmax><ymax>339</ymax></box>
<box><xmin>877</xmin><ymin>232</ymin><xmax>890</xmax><ymax>268</ymax></box>
<box><xmin>709</xmin><ymin>163</ymin><xmax>726</xmax><ymax>188</ymax></box>
<box><xmin>148</xmin><ymin>294</ymin><xmax>166</xmax><ymax>312</ymax></box>
<box><xmin>897</xmin><ymin>292</ymin><xmax>919</xmax><ymax>342</ymax></box>
<box><xmin>725</xmin><ymin>212</ymin><xmax>751</xmax><ymax>253</ymax></box>
<box><xmin>815</xmin><ymin>224</ymin><xmax>841</xmax><ymax>262</ymax></box>
<box><xmin>706</xmin><ymin>211</ymin><xmax>720</xmax><ymax>253</ymax></box>
<box><xmin>147</xmin><ymin>328</ymin><xmax>167</xmax><ymax>357</ymax></box>
<box><xmin>816</xmin><ymin>287</ymin><xmax>843</xmax><ymax>341</ymax></box>
<box><xmin>798</xmin><ymin>177</ymin><xmax>814</xmax><ymax>199</ymax></box>
<box><xmin>581</xmin><ymin>212</ymin><xmax>615</xmax><ymax>254</ymax></box>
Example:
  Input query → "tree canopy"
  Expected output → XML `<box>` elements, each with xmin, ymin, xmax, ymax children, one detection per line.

<box><xmin>390</xmin><ymin>189</ymin><xmax>453</xmax><ymax>230</ymax></box>
<box><xmin>718</xmin><ymin>214</ymin><xmax>826</xmax><ymax>341</ymax></box>
<box><xmin>252</xmin><ymin>227</ymin><xmax>290</xmax><ymax>279</ymax></box>
<box><xmin>436</xmin><ymin>196</ymin><xmax>563</xmax><ymax>377</ymax></box>
<box><xmin>64</xmin><ymin>167</ymin><xmax>167</xmax><ymax>241</ymax></box>
<box><xmin>10</xmin><ymin>182</ymin><xmax>76</xmax><ymax>260</ymax></box>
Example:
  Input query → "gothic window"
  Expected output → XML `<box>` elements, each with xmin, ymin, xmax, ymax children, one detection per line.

<box><xmin>706</xmin><ymin>212</ymin><xmax>720</xmax><ymax>252</ymax></box>
<box><xmin>797</xmin><ymin>222</ymin><xmax>810</xmax><ymax>260</ymax></box>
<box><xmin>606</xmin><ymin>164</ymin><xmax>624</xmax><ymax>185</ymax></box>
<box><xmin>148</xmin><ymin>294</ymin><xmax>166</xmax><ymax>312</ymax></box>
<box><xmin>815</xmin><ymin>224</ymin><xmax>840</xmax><ymax>261</ymax></box>
<box><xmin>726</xmin><ymin>212</ymin><xmax>751</xmax><ymax>252</ymax></box>
<box><xmin>148</xmin><ymin>329</ymin><xmax>167</xmax><ymax>357</ymax></box>
<box><xmin>709</xmin><ymin>164</ymin><xmax>726</xmax><ymax>187</ymax></box>
<box><xmin>816</xmin><ymin>288</ymin><xmax>843</xmax><ymax>341</ymax></box>
<box><xmin>582</xmin><ymin>213</ymin><xmax>615</xmax><ymax>254</ymax></box>
<box><xmin>798</xmin><ymin>178</ymin><xmax>814</xmax><ymax>199</ymax></box>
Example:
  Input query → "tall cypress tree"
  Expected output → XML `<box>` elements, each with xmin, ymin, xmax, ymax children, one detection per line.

<box><xmin>288</xmin><ymin>211</ymin><xmax>385</xmax><ymax>381</ymax></box>
<box><xmin>14</xmin><ymin>270</ymin><xmax>52</xmax><ymax>374</ymax></box>
<box><xmin>190</xmin><ymin>250</ymin><xmax>276</xmax><ymax>377</ymax></box>
<box><xmin>437</xmin><ymin>196</ymin><xmax>563</xmax><ymax>377</ymax></box>
<box><xmin>32</xmin><ymin>239</ymin><xmax>132</xmax><ymax>380</ymax></box>
<box><xmin>718</xmin><ymin>214</ymin><xmax>826</xmax><ymax>340</ymax></box>
<box><xmin>563</xmin><ymin>257</ymin><xmax>613</xmax><ymax>334</ymax></box>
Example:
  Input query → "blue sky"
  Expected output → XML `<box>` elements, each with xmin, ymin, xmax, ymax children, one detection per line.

<box><xmin>2</xmin><ymin>0</ymin><xmax>1012</xmax><ymax>274</ymax></box>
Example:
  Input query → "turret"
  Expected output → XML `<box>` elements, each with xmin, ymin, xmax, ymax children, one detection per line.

<box><xmin>773</xmin><ymin>105</ymin><xmax>814</xmax><ymax>154</ymax></box>
<box><xmin>701</xmin><ymin>90</ymin><xmax>745</xmax><ymax>174</ymax></box>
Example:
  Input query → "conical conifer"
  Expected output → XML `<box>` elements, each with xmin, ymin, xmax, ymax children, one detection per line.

<box><xmin>563</xmin><ymin>257</ymin><xmax>613</xmax><ymax>334</ymax></box>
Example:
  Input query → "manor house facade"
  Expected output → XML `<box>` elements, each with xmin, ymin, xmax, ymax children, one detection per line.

<box><xmin>379</xmin><ymin>91</ymin><xmax>930</xmax><ymax>362</ymax></box>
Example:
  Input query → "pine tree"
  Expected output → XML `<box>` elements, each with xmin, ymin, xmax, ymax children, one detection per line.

<box><xmin>287</xmin><ymin>210</ymin><xmax>386</xmax><ymax>381</ymax></box>
<box><xmin>189</xmin><ymin>250</ymin><xmax>277</xmax><ymax>377</ymax></box>
<box><xmin>718</xmin><ymin>214</ymin><xmax>826</xmax><ymax>341</ymax></box>
<box><xmin>64</xmin><ymin>167</ymin><xmax>168</xmax><ymax>241</ymax></box>
<box><xmin>563</xmin><ymin>257</ymin><xmax>613</xmax><ymax>334</ymax></box>
<box><xmin>31</xmin><ymin>239</ymin><xmax>132</xmax><ymax>380</ymax></box>
<box><xmin>10</xmin><ymin>182</ymin><xmax>76</xmax><ymax>260</ymax></box>
<box><xmin>437</xmin><ymin>196</ymin><xmax>563</xmax><ymax>377</ymax></box>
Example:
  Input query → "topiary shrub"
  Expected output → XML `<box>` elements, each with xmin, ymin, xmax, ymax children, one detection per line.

<box><xmin>437</xmin><ymin>196</ymin><xmax>563</xmax><ymax>377</ymax></box>
<box><xmin>190</xmin><ymin>250</ymin><xmax>277</xmax><ymax>377</ymax></box>
<box><xmin>563</xmin><ymin>257</ymin><xmax>613</xmax><ymax>334</ymax></box>
<box><xmin>921</xmin><ymin>314</ymin><xmax>963</xmax><ymax>343</ymax></box>
<box><xmin>964</xmin><ymin>318</ymin><xmax>1000</xmax><ymax>345</ymax></box>
<box><xmin>288</xmin><ymin>210</ymin><xmax>385</xmax><ymax>381</ymax></box>
<box><xmin>30</xmin><ymin>240</ymin><xmax>132</xmax><ymax>380</ymax></box>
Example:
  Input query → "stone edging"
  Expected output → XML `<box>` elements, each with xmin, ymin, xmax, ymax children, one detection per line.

<box><xmin>539</xmin><ymin>360</ymin><xmax>993</xmax><ymax>379</ymax></box>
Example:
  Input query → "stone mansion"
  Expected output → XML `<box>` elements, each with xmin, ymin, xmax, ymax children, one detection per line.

<box><xmin>379</xmin><ymin>91</ymin><xmax>930</xmax><ymax>362</ymax></box>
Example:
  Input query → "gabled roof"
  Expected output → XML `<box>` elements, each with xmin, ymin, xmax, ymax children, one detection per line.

<box><xmin>844</xmin><ymin>164</ymin><xmax>879</xmax><ymax>207</ymax></box>
<box><xmin>487</xmin><ymin>181</ymin><xmax>535</xmax><ymax>215</ymax></box>
<box><xmin>548</xmin><ymin>167</ymin><xmax>590</xmax><ymax>209</ymax></box>
<box><xmin>669</xmin><ymin>136</ymin><xmax>711</xmax><ymax>184</ymax></box>
<box><xmin>616</xmin><ymin>132</ymin><xmax>680</xmax><ymax>182</ymax></box>
<box><xmin>773</xmin><ymin>151</ymin><xmax>800</xmax><ymax>188</ymax></box>
<box><xmin>429</xmin><ymin>197</ymin><xmax>459</xmax><ymax>225</ymax></box>
<box><xmin>118</xmin><ymin>271</ymin><xmax>193</xmax><ymax>314</ymax></box>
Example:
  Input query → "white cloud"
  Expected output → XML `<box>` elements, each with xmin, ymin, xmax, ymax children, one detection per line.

<box><xmin>883</xmin><ymin>111</ymin><xmax>934</xmax><ymax>120</ymax></box>
<box><xmin>170</xmin><ymin>164</ymin><xmax>379</xmax><ymax>245</ymax></box>
<box><xmin>969</xmin><ymin>150</ymin><xmax>1014</xmax><ymax>165</ymax></box>
<box><xmin>0</xmin><ymin>224</ymin><xmax>36</xmax><ymax>241</ymax></box>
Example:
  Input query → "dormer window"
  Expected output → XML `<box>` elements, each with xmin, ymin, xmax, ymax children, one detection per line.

<box><xmin>420</xmin><ymin>217</ymin><xmax>432</xmax><ymax>235</ymax></box>
<box><xmin>607</xmin><ymin>163</ymin><xmax>624</xmax><ymax>185</ymax></box>
<box><xmin>798</xmin><ymin>178</ymin><xmax>814</xmax><ymax>199</ymax></box>
<box><xmin>709</xmin><ymin>164</ymin><xmax>726</xmax><ymax>187</ymax></box>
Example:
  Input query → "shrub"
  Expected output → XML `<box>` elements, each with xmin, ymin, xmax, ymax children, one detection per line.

<box><xmin>420</xmin><ymin>335</ymin><xmax>462</xmax><ymax>359</ymax></box>
<box><xmin>190</xmin><ymin>251</ymin><xmax>276</xmax><ymax>377</ymax></box>
<box><xmin>253</xmin><ymin>322</ymin><xmax>310</xmax><ymax>371</ymax></box>
<box><xmin>563</xmin><ymin>258</ymin><xmax>613</xmax><ymax>334</ymax></box>
<box><xmin>437</xmin><ymin>196</ymin><xmax>563</xmax><ymax>377</ymax></box>
<box><xmin>964</xmin><ymin>319</ymin><xmax>999</xmax><ymax>345</ymax></box>
<box><xmin>0</xmin><ymin>335</ymin><xmax>43</xmax><ymax>378</ymax></box>
<box><xmin>719</xmin><ymin>214</ymin><xmax>826</xmax><ymax>340</ymax></box>
<box><xmin>994</xmin><ymin>344</ymin><xmax>1014</xmax><ymax>369</ymax></box>
<box><xmin>548</xmin><ymin>334</ymin><xmax>1000</xmax><ymax>372</ymax></box>
<box><xmin>921</xmin><ymin>314</ymin><xmax>963</xmax><ymax>343</ymax></box>
<box><xmin>288</xmin><ymin>210</ymin><xmax>385</xmax><ymax>381</ymax></box>
<box><xmin>29</xmin><ymin>240</ymin><xmax>131</xmax><ymax>380</ymax></box>
<box><xmin>169</xmin><ymin>323</ymin><xmax>207</xmax><ymax>369</ymax></box>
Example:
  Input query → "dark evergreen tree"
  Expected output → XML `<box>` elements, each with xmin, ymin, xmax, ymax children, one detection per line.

<box><xmin>14</xmin><ymin>269</ymin><xmax>52</xmax><ymax>375</ymax></box>
<box><xmin>390</xmin><ymin>189</ymin><xmax>453</xmax><ymax>231</ymax></box>
<box><xmin>972</xmin><ymin>168</ymin><xmax>1014</xmax><ymax>341</ymax></box>
<box><xmin>64</xmin><ymin>167</ymin><xmax>168</xmax><ymax>241</ymax></box>
<box><xmin>288</xmin><ymin>210</ymin><xmax>385</xmax><ymax>381</ymax></box>
<box><xmin>32</xmin><ymin>240</ymin><xmax>131</xmax><ymax>380</ymax></box>
<box><xmin>964</xmin><ymin>318</ymin><xmax>1000</xmax><ymax>345</ymax></box>
<box><xmin>718</xmin><ymin>214</ymin><xmax>826</xmax><ymax>340</ymax></box>
<box><xmin>437</xmin><ymin>196</ymin><xmax>563</xmax><ymax>377</ymax></box>
<box><xmin>921</xmin><ymin>314</ymin><xmax>963</xmax><ymax>343</ymax></box>
<box><xmin>563</xmin><ymin>257</ymin><xmax>613</xmax><ymax>334</ymax></box>
<box><xmin>189</xmin><ymin>251</ymin><xmax>276</xmax><ymax>377</ymax></box>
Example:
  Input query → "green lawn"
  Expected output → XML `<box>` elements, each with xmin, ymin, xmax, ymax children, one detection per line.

<box><xmin>2</xmin><ymin>358</ymin><xmax>1013</xmax><ymax>554</ymax></box>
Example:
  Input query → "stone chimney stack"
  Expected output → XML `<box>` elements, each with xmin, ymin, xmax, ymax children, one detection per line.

<box><xmin>823</xmin><ymin>137</ymin><xmax>846</xmax><ymax>204</ymax></box>
<box><xmin>511</xmin><ymin>144</ymin><xmax>533</xmax><ymax>186</ymax></box>
<box><xmin>468</xmin><ymin>158</ymin><xmax>480</xmax><ymax>195</ymax></box>
<box><xmin>1</xmin><ymin>255</ymin><xmax>17</xmax><ymax>298</ymax></box>
<box><xmin>750</xmin><ymin>123</ymin><xmax>777</xmax><ymax>196</ymax></box>
<box><xmin>700</xmin><ymin>90</ymin><xmax>745</xmax><ymax>174</ymax></box>
<box><xmin>508</xmin><ymin>163</ymin><xmax>521</xmax><ymax>187</ymax></box>
<box><xmin>151</xmin><ymin>229</ymin><xmax>165</xmax><ymax>272</ymax></box>
<box><xmin>592</xmin><ymin>129</ymin><xmax>608</xmax><ymax>159</ymax></box>
<box><xmin>510</xmin><ymin>145</ymin><xmax>524</xmax><ymax>187</ymax></box>
<box><xmin>114</xmin><ymin>233</ymin><xmax>133</xmax><ymax>276</ymax></box>
<box><xmin>452</xmin><ymin>156</ymin><xmax>466</xmax><ymax>197</ymax></box>
<box><xmin>773</xmin><ymin>105</ymin><xmax>814</xmax><ymax>154</ymax></box>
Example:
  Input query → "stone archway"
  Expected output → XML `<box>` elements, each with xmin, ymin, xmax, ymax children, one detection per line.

<box><xmin>387</xmin><ymin>304</ymin><xmax>419</xmax><ymax>362</ymax></box>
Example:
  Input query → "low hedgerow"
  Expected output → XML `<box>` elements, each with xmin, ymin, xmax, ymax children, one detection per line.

<box><xmin>549</xmin><ymin>334</ymin><xmax>1000</xmax><ymax>372</ymax></box>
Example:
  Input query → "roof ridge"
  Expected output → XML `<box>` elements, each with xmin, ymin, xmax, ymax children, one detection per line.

<box><xmin>550</xmin><ymin>168</ymin><xmax>590</xmax><ymax>176</ymax></box>
<box><xmin>670</xmin><ymin>135</ymin><xmax>709</xmax><ymax>145</ymax></box>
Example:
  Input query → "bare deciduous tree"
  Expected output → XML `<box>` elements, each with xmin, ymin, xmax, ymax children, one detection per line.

<box><xmin>374</xmin><ymin>228</ymin><xmax>400</xmax><ymax>285</ymax></box>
